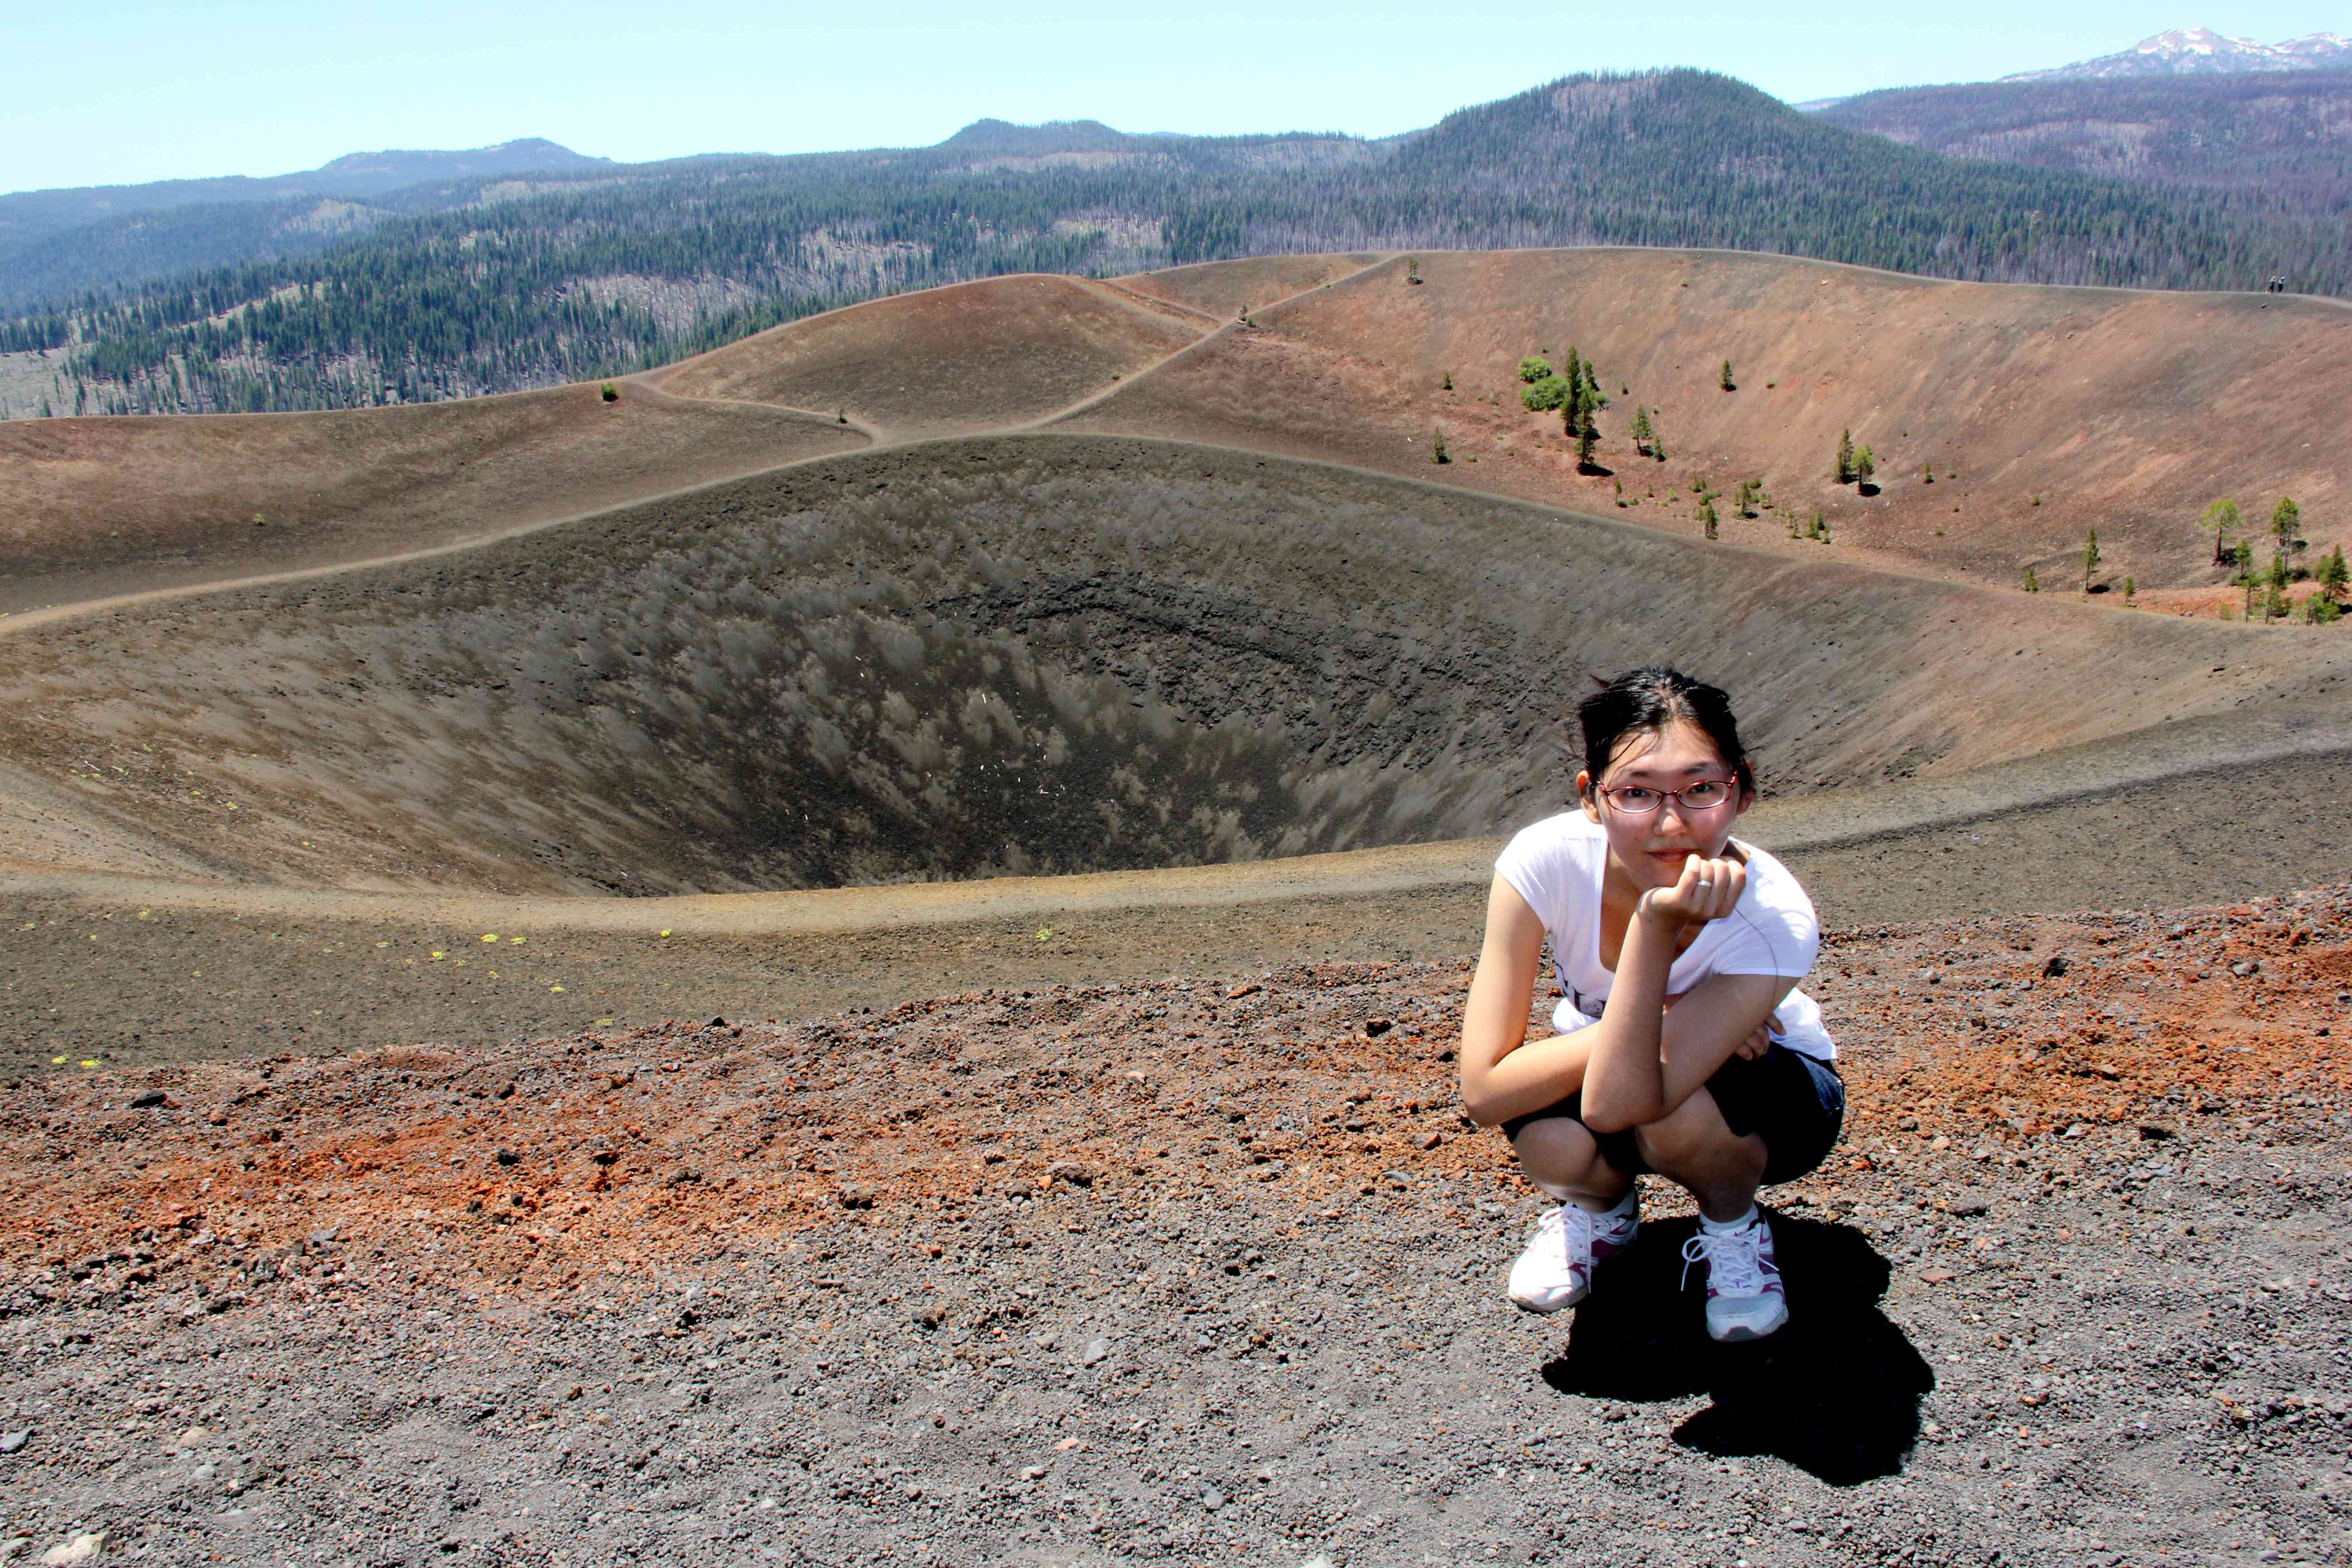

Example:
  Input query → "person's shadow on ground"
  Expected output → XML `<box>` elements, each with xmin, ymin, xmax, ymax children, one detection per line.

<box><xmin>1539</xmin><ymin>1212</ymin><xmax>1933</xmax><ymax>1485</ymax></box>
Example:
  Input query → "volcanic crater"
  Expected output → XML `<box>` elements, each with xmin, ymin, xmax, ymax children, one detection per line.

<box><xmin>3</xmin><ymin>436</ymin><xmax>2342</xmax><ymax>900</ymax></box>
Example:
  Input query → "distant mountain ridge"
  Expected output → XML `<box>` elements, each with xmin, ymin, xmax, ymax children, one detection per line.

<box><xmin>1817</xmin><ymin>62</ymin><xmax>2352</xmax><ymax>211</ymax></box>
<box><xmin>2004</xmin><ymin>26</ymin><xmax>2351</xmax><ymax>81</ymax></box>
<box><xmin>0</xmin><ymin>138</ymin><xmax>607</xmax><ymax>250</ymax></box>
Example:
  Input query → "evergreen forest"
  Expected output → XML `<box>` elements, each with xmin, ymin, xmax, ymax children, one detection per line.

<box><xmin>1816</xmin><ymin>69</ymin><xmax>2352</xmax><ymax>211</ymax></box>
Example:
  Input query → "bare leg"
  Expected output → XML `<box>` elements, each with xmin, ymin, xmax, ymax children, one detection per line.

<box><xmin>1509</xmin><ymin>1116</ymin><xmax>1635</xmax><ymax>1210</ymax></box>
<box><xmin>1632</xmin><ymin>1087</ymin><xmax>1767</xmax><ymax>1224</ymax></box>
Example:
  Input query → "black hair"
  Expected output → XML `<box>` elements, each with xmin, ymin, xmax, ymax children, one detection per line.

<box><xmin>1574</xmin><ymin>667</ymin><xmax>1756</xmax><ymax>802</ymax></box>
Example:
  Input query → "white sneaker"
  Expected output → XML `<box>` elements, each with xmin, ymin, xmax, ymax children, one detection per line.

<box><xmin>1506</xmin><ymin>1201</ymin><xmax>1638</xmax><ymax>1314</ymax></box>
<box><xmin>1679</xmin><ymin>1213</ymin><xmax>1788</xmax><ymax>1342</ymax></box>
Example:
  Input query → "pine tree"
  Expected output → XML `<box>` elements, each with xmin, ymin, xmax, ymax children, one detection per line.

<box><xmin>2082</xmin><ymin>528</ymin><xmax>2100</xmax><ymax>594</ymax></box>
<box><xmin>1441</xmin><ymin>370</ymin><xmax>1452</xmax><ymax>391</ymax></box>
<box><xmin>1835</xmin><ymin>429</ymin><xmax>1855</xmax><ymax>484</ymax></box>
<box><xmin>1576</xmin><ymin>413</ymin><xmax>1599</xmax><ymax>471</ymax></box>
<box><xmin>2273</xmin><ymin>495</ymin><xmax>2302</xmax><ymax>553</ymax></box>
<box><xmin>1431</xmin><ymin>428</ymin><xmax>1450</xmax><ymax>465</ymax></box>
<box><xmin>2204</xmin><ymin>497</ymin><xmax>2241</xmax><ymax>566</ymax></box>
<box><xmin>1628</xmin><ymin>406</ymin><xmax>1654</xmax><ymax>454</ymax></box>
<box><xmin>2024</xmin><ymin>565</ymin><xmax>2038</xmax><ymax>593</ymax></box>
<box><xmin>1855</xmin><ymin>446</ymin><xmax>1875</xmax><ymax>489</ymax></box>
<box><xmin>2319</xmin><ymin>544</ymin><xmax>2350</xmax><ymax>602</ymax></box>
<box><xmin>1921</xmin><ymin>461</ymin><xmax>1933</xmax><ymax>484</ymax></box>
<box><xmin>2124</xmin><ymin>576</ymin><xmax>2136</xmax><ymax>605</ymax></box>
<box><xmin>1698</xmin><ymin>496</ymin><xmax>1719</xmax><ymax>538</ymax></box>
<box><xmin>2239</xmin><ymin>542</ymin><xmax>2258</xmax><ymax>617</ymax></box>
<box><xmin>1719</xmin><ymin>359</ymin><xmax>1735</xmax><ymax>391</ymax></box>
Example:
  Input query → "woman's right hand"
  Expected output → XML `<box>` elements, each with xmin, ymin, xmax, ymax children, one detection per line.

<box><xmin>1637</xmin><ymin>853</ymin><xmax>1746</xmax><ymax>926</ymax></box>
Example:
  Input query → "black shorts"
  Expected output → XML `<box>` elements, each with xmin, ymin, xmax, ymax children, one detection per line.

<box><xmin>1500</xmin><ymin>1043</ymin><xmax>1846</xmax><ymax>1187</ymax></box>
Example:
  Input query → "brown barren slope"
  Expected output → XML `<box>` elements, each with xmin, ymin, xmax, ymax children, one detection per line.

<box><xmin>1068</xmin><ymin>249</ymin><xmax>2352</xmax><ymax>598</ymax></box>
<box><xmin>0</xmin><ymin>382</ymin><xmax>865</xmax><ymax>617</ymax></box>
<box><xmin>652</xmin><ymin>274</ymin><xmax>1207</xmax><ymax>438</ymax></box>
<box><xmin>1115</xmin><ymin>252</ymin><xmax>1384</xmax><ymax>321</ymax></box>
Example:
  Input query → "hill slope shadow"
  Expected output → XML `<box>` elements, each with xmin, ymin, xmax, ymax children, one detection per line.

<box><xmin>1540</xmin><ymin>1213</ymin><xmax>1932</xmax><ymax>1485</ymax></box>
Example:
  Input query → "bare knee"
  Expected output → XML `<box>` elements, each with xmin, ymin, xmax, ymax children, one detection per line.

<box><xmin>1509</xmin><ymin>1117</ymin><xmax>1630</xmax><ymax>1202</ymax></box>
<box><xmin>1632</xmin><ymin>1090</ymin><xmax>1756</xmax><ymax>1175</ymax></box>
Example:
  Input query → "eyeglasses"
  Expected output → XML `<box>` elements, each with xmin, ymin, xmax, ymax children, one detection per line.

<box><xmin>1589</xmin><ymin>779</ymin><xmax>1740</xmax><ymax>815</ymax></box>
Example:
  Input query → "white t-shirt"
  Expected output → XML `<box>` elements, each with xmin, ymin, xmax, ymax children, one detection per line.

<box><xmin>1494</xmin><ymin>812</ymin><xmax>1835</xmax><ymax>1061</ymax></box>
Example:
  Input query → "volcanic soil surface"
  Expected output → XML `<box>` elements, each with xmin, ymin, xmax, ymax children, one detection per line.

<box><xmin>1061</xmin><ymin>249</ymin><xmax>2352</xmax><ymax>607</ymax></box>
<box><xmin>0</xmin><ymin>384</ymin><xmax>865</xmax><ymax>617</ymax></box>
<box><xmin>3</xmin><ymin>888</ymin><xmax>2351</xmax><ymax>1566</ymax></box>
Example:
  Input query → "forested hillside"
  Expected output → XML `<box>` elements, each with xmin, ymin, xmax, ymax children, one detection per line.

<box><xmin>1818</xmin><ymin>70</ymin><xmax>2352</xmax><ymax>213</ymax></box>
<box><xmin>5</xmin><ymin>69</ymin><xmax>2342</xmax><ymax>421</ymax></box>
<box><xmin>0</xmin><ymin>138</ymin><xmax>611</xmax><ymax>301</ymax></box>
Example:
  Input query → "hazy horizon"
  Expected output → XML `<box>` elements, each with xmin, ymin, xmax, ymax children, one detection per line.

<box><xmin>10</xmin><ymin>2</ymin><xmax>2348</xmax><ymax>196</ymax></box>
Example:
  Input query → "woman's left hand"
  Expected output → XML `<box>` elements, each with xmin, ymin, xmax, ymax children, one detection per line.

<box><xmin>1638</xmin><ymin>853</ymin><xmax>1746</xmax><ymax>926</ymax></box>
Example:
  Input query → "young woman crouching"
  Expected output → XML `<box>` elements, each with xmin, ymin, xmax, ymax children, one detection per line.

<box><xmin>1458</xmin><ymin>668</ymin><xmax>1842</xmax><ymax>1341</ymax></box>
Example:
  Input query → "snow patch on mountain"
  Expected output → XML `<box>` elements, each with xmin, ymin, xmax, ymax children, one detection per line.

<box><xmin>2006</xmin><ymin>26</ymin><xmax>2351</xmax><ymax>81</ymax></box>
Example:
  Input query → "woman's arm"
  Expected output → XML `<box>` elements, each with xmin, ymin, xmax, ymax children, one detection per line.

<box><xmin>1457</xmin><ymin>877</ymin><xmax>1600</xmax><ymax>1127</ymax></box>
<box><xmin>1578</xmin><ymin>856</ymin><xmax>1795</xmax><ymax>1134</ymax></box>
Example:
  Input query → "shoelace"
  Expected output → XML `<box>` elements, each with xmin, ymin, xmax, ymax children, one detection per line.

<box><xmin>1534</xmin><ymin>1204</ymin><xmax>1588</xmax><ymax>1253</ymax></box>
<box><xmin>1535</xmin><ymin>1205</ymin><xmax>1633</xmax><ymax>1260</ymax></box>
<box><xmin>1679</xmin><ymin>1225</ymin><xmax>1765</xmax><ymax>1293</ymax></box>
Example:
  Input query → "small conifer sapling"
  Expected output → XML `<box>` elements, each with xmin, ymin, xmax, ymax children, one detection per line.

<box><xmin>2317</xmin><ymin>544</ymin><xmax>2349</xmax><ymax>603</ymax></box>
<box><xmin>1431</xmin><ymin>428</ymin><xmax>1450</xmax><ymax>465</ymax></box>
<box><xmin>2082</xmin><ymin>528</ymin><xmax>2100</xmax><ymax>594</ymax></box>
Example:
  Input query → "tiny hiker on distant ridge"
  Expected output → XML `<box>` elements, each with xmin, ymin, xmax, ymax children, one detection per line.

<box><xmin>1457</xmin><ymin>668</ymin><xmax>1841</xmax><ymax>1341</ymax></box>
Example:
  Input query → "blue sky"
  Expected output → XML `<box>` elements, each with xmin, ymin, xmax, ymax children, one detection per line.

<box><xmin>7</xmin><ymin>2</ymin><xmax>2347</xmax><ymax>193</ymax></box>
